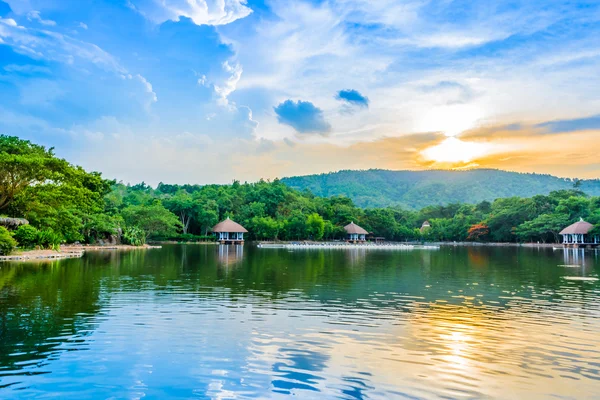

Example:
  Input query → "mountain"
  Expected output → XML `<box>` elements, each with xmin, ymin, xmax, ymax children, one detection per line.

<box><xmin>280</xmin><ymin>169</ymin><xmax>600</xmax><ymax>209</ymax></box>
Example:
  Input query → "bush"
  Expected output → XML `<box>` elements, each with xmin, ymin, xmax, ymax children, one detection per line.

<box><xmin>123</xmin><ymin>226</ymin><xmax>146</xmax><ymax>246</ymax></box>
<box><xmin>36</xmin><ymin>229</ymin><xmax>64</xmax><ymax>251</ymax></box>
<box><xmin>0</xmin><ymin>227</ymin><xmax>17</xmax><ymax>255</ymax></box>
<box><xmin>13</xmin><ymin>225</ymin><xmax>40</xmax><ymax>248</ymax></box>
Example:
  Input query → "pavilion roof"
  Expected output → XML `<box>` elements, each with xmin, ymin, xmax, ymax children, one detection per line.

<box><xmin>212</xmin><ymin>217</ymin><xmax>248</xmax><ymax>233</ymax></box>
<box><xmin>560</xmin><ymin>219</ymin><xmax>594</xmax><ymax>235</ymax></box>
<box><xmin>344</xmin><ymin>222</ymin><xmax>369</xmax><ymax>235</ymax></box>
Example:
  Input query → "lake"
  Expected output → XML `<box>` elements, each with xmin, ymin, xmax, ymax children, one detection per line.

<box><xmin>1</xmin><ymin>245</ymin><xmax>600</xmax><ymax>399</ymax></box>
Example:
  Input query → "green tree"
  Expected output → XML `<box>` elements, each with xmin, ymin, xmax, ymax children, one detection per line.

<box><xmin>163</xmin><ymin>190</ymin><xmax>196</xmax><ymax>234</ymax></box>
<box><xmin>121</xmin><ymin>202</ymin><xmax>182</xmax><ymax>241</ymax></box>
<box><xmin>283</xmin><ymin>211</ymin><xmax>308</xmax><ymax>240</ymax></box>
<box><xmin>250</xmin><ymin>216</ymin><xmax>281</xmax><ymax>240</ymax></box>
<box><xmin>515</xmin><ymin>213</ymin><xmax>570</xmax><ymax>243</ymax></box>
<box><xmin>306</xmin><ymin>213</ymin><xmax>325</xmax><ymax>240</ymax></box>
<box><xmin>0</xmin><ymin>226</ymin><xmax>17</xmax><ymax>255</ymax></box>
<box><xmin>197</xmin><ymin>200</ymin><xmax>219</xmax><ymax>236</ymax></box>
<box><xmin>0</xmin><ymin>135</ymin><xmax>70</xmax><ymax>210</ymax></box>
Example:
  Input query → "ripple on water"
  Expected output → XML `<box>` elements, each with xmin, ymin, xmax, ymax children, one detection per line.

<box><xmin>2</xmin><ymin>246</ymin><xmax>600</xmax><ymax>398</ymax></box>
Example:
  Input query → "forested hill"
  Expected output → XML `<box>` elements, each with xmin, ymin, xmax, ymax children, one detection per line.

<box><xmin>281</xmin><ymin>169</ymin><xmax>600</xmax><ymax>209</ymax></box>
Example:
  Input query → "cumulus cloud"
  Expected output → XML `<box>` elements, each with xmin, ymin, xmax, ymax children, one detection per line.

<box><xmin>214</xmin><ymin>61</ymin><xmax>242</xmax><ymax>106</ymax></box>
<box><xmin>129</xmin><ymin>0</ymin><xmax>252</xmax><ymax>26</ymax></box>
<box><xmin>336</xmin><ymin>89</ymin><xmax>369</xmax><ymax>108</ymax></box>
<box><xmin>274</xmin><ymin>100</ymin><xmax>331</xmax><ymax>134</ymax></box>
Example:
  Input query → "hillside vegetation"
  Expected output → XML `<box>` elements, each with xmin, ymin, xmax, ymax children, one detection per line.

<box><xmin>2</xmin><ymin>135</ymin><xmax>600</xmax><ymax>253</ymax></box>
<box><xmin>281</xmin><ymin>169</ymin><xmax>600</xmax><ymax>209</ymax></box>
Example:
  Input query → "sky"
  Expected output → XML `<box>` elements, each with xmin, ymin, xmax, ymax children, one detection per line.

<box><xmin>1</xmin><ymin>0</ymin><xmax>600</xmax><ymax>184</ymax></box>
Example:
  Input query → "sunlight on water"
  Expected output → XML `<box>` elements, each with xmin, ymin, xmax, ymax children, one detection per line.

<box><xmin>1</xmin><ymin>245</ymin><xmax>600</xmax><ymax>398</ymax></box>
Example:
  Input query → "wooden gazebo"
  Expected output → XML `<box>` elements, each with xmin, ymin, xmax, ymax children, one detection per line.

<box><xmin>212</xmin><ymin>217</ymin><xmax>248</xmax><ymax>245</ymax></box>
<box><xmin>560</xmin><ymin>218</ymin><xmax>599</xmax><ymax>248</ymax></box>
<box><xmin>344</xmin><ymin>222</ymin><xmax>368</xmax><ymax>243</ymax></box>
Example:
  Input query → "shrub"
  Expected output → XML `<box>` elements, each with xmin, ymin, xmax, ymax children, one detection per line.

<box><xmin>36</xmin><ymin>229</ymin><xmax>64</xmax><ymax>251</ymax></box>
<box><xmin>0</xmin><ymin>227</ymin><xmax>17</xmax><ymax>255</ymax></box>
<box><xmin>123</xmin><ymin>226</ymin><xmax>146</xmax><ymax>246</ymax></box>
<box><xmin>13</xmin><ymin>225</ymin><xmax>40</xmax><ymax>248</ymax></box>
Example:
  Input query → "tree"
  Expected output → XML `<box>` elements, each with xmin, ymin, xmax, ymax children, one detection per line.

<box><xmin>163</xmin><ymin>190</ymin><xmax>196</xmax><ymax>234</ymax></box>
<box><xmin>0</xmin><ymin>135</ymin><xmax>72</xmax><ymax>210</ymax></box>
<box><xmin>306</xmin><ymin>213</ymin><xmax>325</xmax><ymax>240</ymax></box>
<box><xmin>467</xmin><ymin>224</ymin><xmax>490</xmax><ymax>241</ymax></box>
<box><xmin>197</xmin><ymin>200</ymin><xmax>219</xmax><ymax>236</ymax></box>
<box><xmin>250</xmin><ymin>216</ymin><xmax>281</xmax><ymax>240</ymax></box>
<box><xmin>283</xmin><ymin>211</ymin><xmax>308</xmax><ymax>240</ymax></box>
<box><xmin>10</xmin><ymin>168</ymin><xmax>112</xmax><ymax>242</ymax></box>
<box><xmin>515</xmin><ymin>214</ymin><xmax>570</xmax><ymax>243</ymax></box>
<box><xmin>555</xmin><ymin>196</ymin><xmax>590</xmax><ymax>220</ymax></box>
<box><xmin>121</xmin><ymin>202</ymin><xmax>182</xmax><ymax>241</ymax></box>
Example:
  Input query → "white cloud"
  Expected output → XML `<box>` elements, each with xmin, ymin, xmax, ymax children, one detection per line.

<box><xmin>214</xmin><ymin>61</ymin><xmax>242</xmax><ymax>106</ymax></box>
<box><xmin>79</xmin><ymin>22</ymin><xmax>88</xmax><ymax>30</ymax></box>
<box><xmin>27</xmin><ymin>10</ymin><xmax>56</xmax><ymax>26</ymax></box>
<box><xmin>0</xmin><ymin>20</ymin><xmax>126</xmax><ymax>73</ymax></box>
<box><xmin>129</xmin><ymin>0</ymin><xmax>252</xmax><ymax>26</ymax></box>
<box><xmin>0</xmin><ymin>18</ymin><xmax>18</xmax><ymax>27</ymax></box>
<box><xmin>135</xmin><ymin>74</ymin><xmax>158</xmax><ymax>106</ymax></box>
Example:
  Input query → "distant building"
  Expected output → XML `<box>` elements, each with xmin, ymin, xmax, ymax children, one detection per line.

<box><xmin>560</xmin><ymin>218</ymin><xmax>599</xmax><ymax>247</ymax></box>
<box><xmin>212</xmin><ymin>217</ymin><xmax>248</xmax><ymax>244</ymax></box>
<box><xmin>344</xmin><ymin>222</ymin><xmax>368</xmax><ymax>243</ymax></box>
<box><xmin>420</xmin><ymin>221</ymin><xmax>431</xmax><ymax>234</ymax></box>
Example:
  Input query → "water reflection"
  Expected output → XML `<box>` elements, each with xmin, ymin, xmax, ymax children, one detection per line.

<box><xmin>1</xmin><ymin>245</ymin><xmax>600</xmax><ymax>398</ymax></box>
<box><xmin>217</xmin><ymin>245</ymin><xmax>244</xmax><ymax>267</ymax></box>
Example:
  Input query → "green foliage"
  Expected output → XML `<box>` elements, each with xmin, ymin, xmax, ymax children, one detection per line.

<box><xmin>123</xmin><ymin>226</ymin><xmax>146</xmax><ymax>246</ymax></box>
<box><xmin>12</xmin><ymin>225</ymin><xmax>39</xmax><ymax>248</ymax></box>
<box><xmin>4</xmin><ymin>135</ymin><xmax>600</xmax><ymax>246</ymax></box>
<box><xmin>122</xmin><ymin>202</ymin><xmax>182</xmax><ymax>241</ymax></box>
<box><xmin>82</xmin><ymin>213</ymin><xmax>122</xmax><ymax>244</ymax></box>
<box><xmin>515</xmin><ymin>214</ymin><xmax>570</xmax><ymax>243</ymax></box>
<box><xmin>36</xmin><ymin>229</ymin><xmax>64</xmax><ymax>251</ymax></box>
<box><xmin>249</xmin><ymin>216</ymin><xmax>281</xmax><ymax>240</ymax></box>
<box><xmin>0</xmin><ymin>226</ymin><xmax>17</xmax><ymax>255</ymax></box>
<box><xmin>306</xmin><ymin>213</ymin><xmax>325</xmax><ymax>240</ymax></box>
<box><xmin>0</xmin><ymin>135</ymin><xmax>69</xmax><ymax>210</ymax></box>
<box><xmin>281</xmin><ymin>169</ymin><xmax>600</xmax><ymax>209</ymax></box>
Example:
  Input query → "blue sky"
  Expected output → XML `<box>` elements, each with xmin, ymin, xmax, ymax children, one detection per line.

<box><xmin>1</xmin><ymin>0</ymin><xmax>600</xmax><ymax>183</ymax></box>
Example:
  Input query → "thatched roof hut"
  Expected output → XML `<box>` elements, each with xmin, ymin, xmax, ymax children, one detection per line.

<box><xmin>212</xmin><ymin>217</ymin><xmax>248</xmax><ymax>233</ymax></box>
<box><xmin>212</xmin><ymin>217</ymin><xmax>247</xmax><ymax>244</ymax></box>
<box><xmin>0</xmin><ymin>217</ymin><xmax>29</xmax><ymax>229</ymax></box>
<box><xmin>560</xmin><ymin>218</ymin><xmax>598</xmax><ymax>246</ymax></box>
<box><xmin>344</xmin><ymin>222</ymin><xmax>368</xmax><ymax>242</ymax></box>
<box><xmin>343</xmin><ymin>222</ymin><xmax>368</xmax><ymax>235</ymax></box>
<box><xmin>559</xmin><ymin>219</ymin><xmax>593</xmax><ymax>235</ymax></box>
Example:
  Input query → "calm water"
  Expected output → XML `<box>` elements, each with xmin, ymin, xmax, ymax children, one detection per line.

<box><xmin>1</xmin><ymin>245</ymin><xmax>600</xmax><ymax>399</ymax></box>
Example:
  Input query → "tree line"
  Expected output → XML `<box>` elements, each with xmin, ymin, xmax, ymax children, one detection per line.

<box><xmin>1</xmin><ymin>135</ymin><xmax>599</xmax><ymax>254</ymax></box>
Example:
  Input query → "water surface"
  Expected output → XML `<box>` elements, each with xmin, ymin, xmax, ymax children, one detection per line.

<box><xmin>1</xmin><ymin>245</ymin><xmax>600</xmax><ymax>399</ymax></box>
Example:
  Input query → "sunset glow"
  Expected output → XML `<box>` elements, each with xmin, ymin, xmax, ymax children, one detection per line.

<box><xmin>421</xmin><ymin>137</ymin><xmax>492</xmax><ymax>164</ymax></box>
<box><xmin>0</xmin><ymin>0</ymin><xmax>598</xmax><ymax>181</ymax></box>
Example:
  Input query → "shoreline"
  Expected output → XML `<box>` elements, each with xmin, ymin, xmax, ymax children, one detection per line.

<box><xmin>0</xmin><ymin>244</ymin><xmax>161</xmax><ymax>262</ymax></box>
<box><xmin>256</xmin><ymin>240</ymin><xmax>561</xmax><ymax>248</ymax></box>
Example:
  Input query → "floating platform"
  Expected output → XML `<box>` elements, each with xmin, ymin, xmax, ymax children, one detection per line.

<box><xmin>257</xmin><ymin>243</ymin><xmax>439</xmax><ymax>250</ymax></box>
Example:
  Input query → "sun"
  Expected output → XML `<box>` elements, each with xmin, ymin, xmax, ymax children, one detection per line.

<box><xmin>415</xmin><ymin>104</ymin><xmax>484</xmax><ymax>137</ymax></box>
<box><xmin>421</xmin><ymin>136</ymin><xmax>492</xmax><ymax>164</ymax></box>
